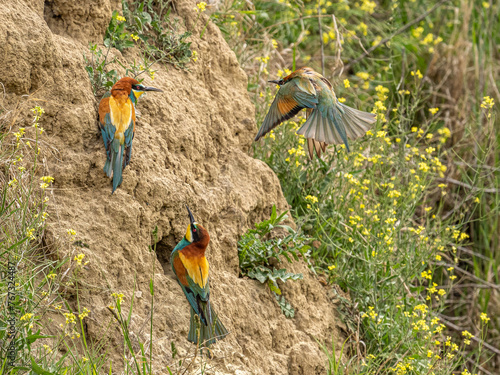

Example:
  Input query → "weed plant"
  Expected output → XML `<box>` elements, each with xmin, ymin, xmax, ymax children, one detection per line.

<box><xmin>238</xmin><ymin>205</ymin><xmax>310</xmax><ymax>317</ymax></box>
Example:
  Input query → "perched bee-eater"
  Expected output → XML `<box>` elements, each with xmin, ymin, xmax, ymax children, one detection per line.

<box><xmin>254</xmin><ymin>67</ymin><xmax>376</xmax><ymax>158</ymax></box>
<box><xmin>170</xmin><ymin>206</ymin><xmax>228</xmax><ymax>349</ymax></box>
<box><xmin>98</xmin><ymin>77</ymin><xmax>162</xmax><ymax>193</ymax></box>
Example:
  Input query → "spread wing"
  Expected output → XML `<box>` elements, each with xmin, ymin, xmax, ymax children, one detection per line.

<box><xmin>254</xmin><ymin>79</ymin><xmax>319</xmax><ymax>141</ymax></box>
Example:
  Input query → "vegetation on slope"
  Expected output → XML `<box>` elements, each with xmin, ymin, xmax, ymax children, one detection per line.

<box><xmin>213</xmin><ymin>0</ymin><xmax>499</xmax><ymax>373</ymax></box>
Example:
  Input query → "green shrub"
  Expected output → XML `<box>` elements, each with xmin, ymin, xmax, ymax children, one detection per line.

<box><xmin>238</xmin><ymin>205</ymin><xmax>310</xmax><ymax>317</ymax></box>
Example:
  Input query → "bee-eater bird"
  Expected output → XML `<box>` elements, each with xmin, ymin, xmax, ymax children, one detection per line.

<box><xmin>98</xmin><ymin>77</ymin><xmax>162</xmax><ymax>193</ymax></box>
<box><xmin>254</xmin><ymin>67</ymin><xmax>376</xmax><ymax>158</ymax></box>
<box><xmin>170</xmin><ymin>206</ymin><xmax>228</xmax><ymax>349</ymax></box>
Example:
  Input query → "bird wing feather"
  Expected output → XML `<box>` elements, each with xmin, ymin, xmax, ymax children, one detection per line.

<box><xmin>171</xmin><ymin>250</ymin><xmax>206</xmax><ymax>318</ymax></box>
<box><xmin>254</xmin><ymin>80</ymin><xmax>318</xmax><ymax>141</ymax></box>
<box><xmin>98</xmin><ymin>96</ymin><xmax>116</xmax><ymax>161</ymax></box>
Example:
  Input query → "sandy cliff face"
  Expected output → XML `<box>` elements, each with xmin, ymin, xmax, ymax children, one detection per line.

<box><xmin>0</xmin><ymin>0</ymin><xmax>342</xmax><ymax>373</ymax></box>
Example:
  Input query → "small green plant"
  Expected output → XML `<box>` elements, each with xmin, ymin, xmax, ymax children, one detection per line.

<box><xmin>238</xmin><ymin>205</ymin><xmax>310</xmax><ymax>317</ymax></box>
<box><xmin>123</xmin><ymin>1</ymin><xmax>193</xmax><ymax>68</ymax></box>
<box><xmin>83</xmin><ymin>43</ymin><xmax>119</xmax><ymax>97</ymax></box>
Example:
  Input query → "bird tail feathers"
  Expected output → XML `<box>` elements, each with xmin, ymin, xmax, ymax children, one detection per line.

<box><xmin>297</xmin><ymin>102</ymin><xmax>376</xmax><ymax>157</ymax></box>
<box><xmin>188</xmin><ymin>304</ymin><xmax>228</xmax><ymax>347</ymax></box>
<box><xmin>103</xmin><ymin>138</ymin><xmax>125</xmax><ymax>194</ymax></box>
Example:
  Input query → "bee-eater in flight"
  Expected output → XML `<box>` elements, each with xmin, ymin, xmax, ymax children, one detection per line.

<box><xmin>254</xmin><ymin>67</ymin><xmax>376</xmax><ymax>158</ymax></box>
<box><xmin>98</xmin><ymin>77</ymin><xmax>162</xmax><ymax>193</ymax></box>
<box><xmin>171</xmin><ymin>206</ymin><xmax>228</xmax><ymax>349</ymax></box>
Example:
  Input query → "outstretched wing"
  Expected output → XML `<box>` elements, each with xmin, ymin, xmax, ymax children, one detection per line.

<box><xmin>254</xmin><ymin>79</ymin><xmax>319</xmax><ymax>141</ymax></box>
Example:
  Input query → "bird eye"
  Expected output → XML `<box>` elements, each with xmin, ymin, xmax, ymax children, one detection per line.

<box><xmin>193</xmin><ymin>228</ymin><xmax>197</xmax><ymax>232</ymax></box>
<box><xmin>279</xmin><ymin>80</ymin><xmax>284</xmax><ymax>85</ymax></box>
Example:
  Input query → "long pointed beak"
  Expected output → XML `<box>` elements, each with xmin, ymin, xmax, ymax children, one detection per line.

<box><xmin>268</xmin><ymin>80</ymin><xmax>280</xmax><ymax>85</ymax></box>
<box><xmin>143</xmin><ymin>86</ymin><xmax>163</xmax><ymax>92</ymax></box>
<box><xmin>186</xmin><ymin>205</ymin><xmax>196</xmax><ymax>225</ymax></box>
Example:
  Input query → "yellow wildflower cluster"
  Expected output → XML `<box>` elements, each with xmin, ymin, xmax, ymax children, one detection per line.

<box><xmin>358</xmin><ymin>0</ymin><xmax>377</xmax><ymax>14</ymax></box>
<box><xmin>305</xmin><ymin>195</ymin><xmax>318</xmax><ymax>204</ymax></box>
<box><xmin>255</xmin><ymin>56</ymin><xmax>270</xmax><ymax>64</ymax></box>
<box><xmin>361</xmin><ymin>306</ymin><xmax>379</xmax><ymax>321</ymax></box>
<box><xmin>79</xmin><ymin>307</ymin><xmax>90</xmax><ymax>320</ymax></box>
<box><xmin>195</xmin><ymin>1</ymin><xmax>207</xmax><ymax>12</ymax></box>
<box><xmin>20</xmin><ymin>313</ymin><xmax>33</xmax><ymax>321</ymax></box>
<box><xmin>411</xmin><ymin>70</ymin><xmax>423</xmax><ymax>79</ymax></box>
<box><xmin>480</xmin><ymin>312</ymin><xmax>490</xmax><ymax>323</ymax></box>
<box><xmin>277</xmin><ymin>69</ymin><xmax>292</xmax><ymax>78</ymax></box>
<box><xmin>112</xmin><ymin>292</ymin><xmax>125</xmax><ymax>304</ymax></box>
<box><xmin>357</xmin><ymin>22</ymin><xmax>368</xmax><ymax>36</ymax></box>
<box><xmin>63</xmin><ymin>312</ymin><xmax>76</xmax><ymax>325</ymax></box>
<box><xmin>116</xmin><ymin>15</ymin><xmax>126</xmax><ymax>22</ymax></box>
<box><xmin>375</xmin><ymin>85</ymin><xmax>389</xmax><ymax>101</ymax></box>
<box><xmin>74</xmin><ymin>253</ymin><xmax>86</xmax><ymax>266</ymax></box>
<box><xmin>481</xmin><ymin>96</ymin><xmax>495</xmax><ymax>118</ymax></box>
<box><xmin>372</xmin><ymin>101</ymin><xmax>387</xmax><ymax>122</ymax></box>
<box><xmin>481</xmin><ymin>96</ymin><xmax>495</xmax><ymax>109</ymax></box>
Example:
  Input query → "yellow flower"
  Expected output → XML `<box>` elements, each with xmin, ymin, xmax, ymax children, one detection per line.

<box><xmin>74</xmin><ymin>253</ymin><xmax>85</xmax><ymax>266</ymax></box>
<box><xmin>20</xmin><ymin>313</ymin><xmax>33</xmax><ymax>321</ymax></box>
<box><xmin>271</xmin><ymin>39</ymin><xmax>278</xmax><ymax>49</ymax></box>
<box><xmin>356</xmin><ymin>72</ymin><xmax>370</xmax><ymax>81</ymax></box>
<box><xmin>343</xmin><ymin>79</ymin><xmax>350</xmax><ymax>88</ymax></box>
<box><xmin>116</xmin><ymin>15</ymin><xmax>126</xmax><ymax>22</ymax></box>
<box><xmin>429</xmin><ymin>108</ymin><xmax>439</xmax><ymax>115</ymax></box>
<box><xmin>357</xmin><ymin>22</ymin><xmax>368</xmax><ymax>36</ymax></box>
<box><xmin>112</xmin><ymin>292</ymin><xmax>125</xmax><ymax>304</ymax></box>
<box><xmin>67</xmin><ymin>228</ymin><xmax>77</xmax><ymax>236</ymax></box>
<box><xmin>196</xmin><ymin>2</ymin><xmax>207</xmax><ymax>12</ymax></box>
<box><xmin>41</xmin><ymin>176</ymin><xmax>54</xmax><ymax>184</ymax></box>
<box><xmin>79</xmin><ymin>307</ymin><xmax>90</xmax><ymax>320</ymax></box>
<box><xmin>421</xmin><ymin>270</ymin><xmax>432</xmax><ymax>280</ymax></box>
<box><xmin>481</xmin><ymin>96</ymin><xmax>494</xmax><ymax>109</ymax></box>
<box><xmin>412</xmin><ymin>26</ymin><xmax>424</xmax><ymax>38</ymax></box>
<box><xmin>482</xmin><ymin>1</ymin><xmax>490</xmax><ymax>8</ymax></box>
<box><xmin>462</xmin><ymin>330</ymin><xmax>473</xmax><ymax>339</ymax></box>
<box><xmin>480</xmin><ymin>312</ymin><xmax>490</xmax><ymax>323</ymax></box>
<box><xmin>305</xmin><ymin>195</ymin><xmax>319</xmax><ymax>204</ymax></box>
<box><xmin>63</xmin><ymin>312</ymin><xmax>76</xmax><ymax>325</ymax></box>
<box><xmin>192</xmin><ymin>50</ymin><xmax>198</xmax><ymax>63</ymax></box>
<box><xmin>328</xmin><ymin>265</ymin><xmax>336</xmax><ymax>270</ymax></box>
<box><xmin>130</xmin><ymin>34</ymin><xmax>140</xmax><ymax>41</ymax></box>
<box><xmin>338</xmin><ymin>97</ymin><xmax>346</xmax><ymax>103</ymax></box>
<box><xmin>411</xmin><ymin>70</ymin><xmax>423</xmax><ymax>79</ymax></box>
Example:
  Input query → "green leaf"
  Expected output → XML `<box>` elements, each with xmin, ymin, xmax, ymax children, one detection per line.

<box><xmin>31</xmin><ymin>358</ymin><xmax>54</xmax><ymax>375</ymax></box>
